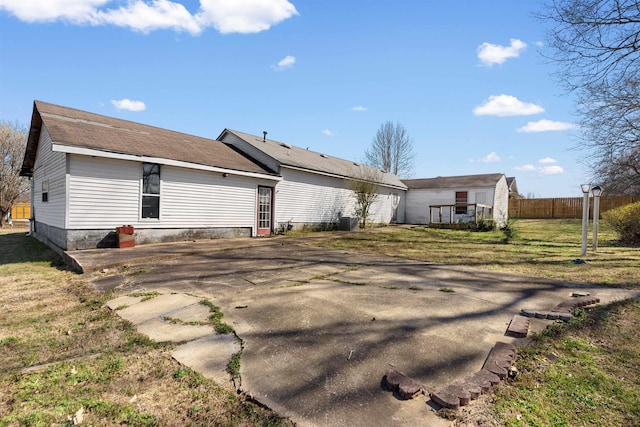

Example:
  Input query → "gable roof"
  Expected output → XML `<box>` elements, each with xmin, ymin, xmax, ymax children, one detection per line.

<box><xmin>21</xmin><ymin>101</ymin><xmax>276</xmax><ymax>178</ymax></box>
<box><xmin>402</xmin><ymin>173</ymin><xmax>505</xmax><ymax>190</ymax></box>
<box><xmin>219</xmin><ymin>129</ymin><xmax>407</xmax><ymax>190</ymax></box>
<box><xmin>506</xmin><ymin>176</ymin><xmax>523</xmax><ymax>199</ymax></box>
<box><xmin>506</xmin><ymin>176</ymin><xmax>519</xmax><ymax>193</ymax></box>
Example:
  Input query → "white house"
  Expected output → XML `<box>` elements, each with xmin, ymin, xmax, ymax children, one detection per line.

<box><xmin>403</xmin><ymin>173</ymin><xmax>509</xmax><ymax>227</ymax></box>
<box><xmin>20</xmin><ymin>101</ymin><xmax>282</xmax><ymax>251</ymax></box>
<box><xmin>218</xmin><ymin>129</ymin><xmax>408</xmax><ymax>230</ymax></box>
<box><xmin>20</xmin><ymin>102</ymin><xmax>409</xmax><ymax>251</ymax></box>
<box><xmin>21</xmin><ymin>101</ymin><xmax>516</xmax><ymax>253</ymax></box>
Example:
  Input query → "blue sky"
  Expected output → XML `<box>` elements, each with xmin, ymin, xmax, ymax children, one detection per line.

<box><xmin>0</xmin><ymin>0</ymin><xmax>589</xmax><ymax>197</ymax></box>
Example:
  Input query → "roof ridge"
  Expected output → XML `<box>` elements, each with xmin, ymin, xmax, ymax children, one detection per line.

<box><xmin>35</xmin><ymin>100</ymin><xmax>214</xmax><ymax>142</ymax></box>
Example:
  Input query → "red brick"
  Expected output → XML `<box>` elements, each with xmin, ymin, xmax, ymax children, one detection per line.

<box><xmin>506</xmin><ymin>315</ymin><xmax>530</xmax><ymax>338</ymax></box>
<box><xmin>384</xmin><ymin>368</ymin><xmax>423</xmax><ymax>399</ymax></box>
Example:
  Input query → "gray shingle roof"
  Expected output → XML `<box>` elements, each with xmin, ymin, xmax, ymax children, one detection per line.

<box><xmin>21</xmin><ymin>101</ymin><xmax>275</xmax><ymax>177</ymax></box>
<box><xmin>221</xmin><ymin>129</ymin><xmax>407</xmax><ymax>189</ymax></box>
<box><xmin>402</xmin><ymin>173</ymin><xmax>505</xmax><ymax>189</ymax></box>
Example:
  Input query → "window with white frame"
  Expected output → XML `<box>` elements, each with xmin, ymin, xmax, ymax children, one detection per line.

<box><xmin>41</xmin><ymin>180</ymin><xmax>49</xmax><ymax>203</ymax></box>
<box><xmin>141</xmin><ymin>163</ymin><xmax>160</xmax><ymax>219</ymax></box>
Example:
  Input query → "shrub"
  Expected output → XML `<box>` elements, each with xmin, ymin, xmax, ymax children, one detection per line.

<box><xmin>475</xmin><ymin>218</ymin><xmax>495</xmax><ymax>232</ymax></box>
<box><xmin>499</xmin><ymin>217</ymin><xmax>518</xmax><ymax>243</ymax></box>
<box><xmin>603</xmin><ymin>201</ymin><xmax>640</xmax><ymax>245</ymax></box>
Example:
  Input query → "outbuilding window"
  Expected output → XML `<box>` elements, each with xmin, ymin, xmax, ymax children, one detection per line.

<box><xmin>142</xmin><ymin>163</ymin><xmax>160</xmax><ymax>219</ymax></box>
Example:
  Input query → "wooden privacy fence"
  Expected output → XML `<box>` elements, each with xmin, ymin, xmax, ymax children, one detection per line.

<box><xmin>509</xmin><ymin>196</ymin><xmax>639</xmax><ymax>219</ymax></box>
<box><xmin>11</xmin><ymin>202</ymin><xmax>31</xmax><ymax>220</ymax></box>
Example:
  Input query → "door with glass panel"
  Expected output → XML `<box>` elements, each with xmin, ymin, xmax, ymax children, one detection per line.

<box><xmin>257</xmin><ymin>186</ymin><xmax>273</xmax><ymax>236</ymax></box>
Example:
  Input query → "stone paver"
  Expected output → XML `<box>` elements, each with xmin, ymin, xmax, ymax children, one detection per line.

<box><xmin>506</xmin><ymin>314</ymin><xmax>530</xmax><ymax>338</ymax></box>
<box><xmin>431</xmin><ymin>342</ymin><xmax>516</xmax><ymax>410</ymax></box>
<box><xmin>552</xmin><ymin>296</ymin><xmax>601</xmax><ymax>313</ymax></box>
<box><xmin>384</xmin><ymin>368</ymin><xmax>424</xmax><ymax>399</ymax></box>
<box><xmin>482</xmin><ymin>341</ymin><xmax>516</xmax><ymax>379</ymax></box>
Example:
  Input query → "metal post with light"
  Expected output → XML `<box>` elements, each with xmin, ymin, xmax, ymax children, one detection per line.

<box><xmin>591</xmin><ymin>185</ymin><xmax>603</xmax><ymax>251</ymax></box>
<box><xmin>581</xmin><ymin>184</ymin><xmax>591</xmax><ymax>257</ymax></box>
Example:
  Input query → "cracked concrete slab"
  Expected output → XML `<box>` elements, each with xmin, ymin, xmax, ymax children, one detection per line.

<box><xmin>172</xmin><ymin>334</ymin><xmax>241</xmax><ymax>387</ymax></box>
<box><xmin>116</xmin><ymin>293</ymin><xmax>202</xmax><ymax>325</ymax></box>
<box><xmin>136</xmin><ymin>318</ymin><xmax>215</xmax><ymax>343</ymax></box>
<box><xmin>90</xmin><ymin>238</ymin><xmax>640</xmax><ymax>427</ymax></box>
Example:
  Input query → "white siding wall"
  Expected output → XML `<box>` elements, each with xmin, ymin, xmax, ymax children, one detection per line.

<box><xmin>276</xmin><ymin>168</ymin><xmax>403</xmax><ymax>225</ymax></box>
<box><xmin>492</xmin><ymin>176</ymin><xmax>509</xmax><ymax>226</ymax></box>
<box><xmin>405</xmin><ymin>187</ymin><xmax>497</xmax><ymax>224</ymax></box>
<box><xmin>276</xmin><ymin>168</ymin><xmax>352</xmax><ymax>224</ymax></box>
<box><xmin>405</xmin><ymin>189</ymin><xmax>452</xmax><ymax>224</ymax></box>
<box><xmin>33</xmin><ymin>127</ymin><xmax>67</xmax><ymax>228</ymax></box>
<box><xmin>161</xmin><ymin>165</ymin><xmax>264</xmax><ymax>228</ymax></box>
<box><xmin>68</xmin><ymin>156</ymin><xmax>141</xmax><ymax>228</ymax></box>
<box><xmin>67</xmin><ymin>156</ymin><xmax>269</xmax><ymax>230</ymax></box>
<box><xmin>406</xmin><ymin>189</ymin><xmax>431</xmax><ymax>224</ymax></box>
<box><xmin>370</xmin><ymin>189</ymin><xmax>405</xmax><ymax>224</ymax></box>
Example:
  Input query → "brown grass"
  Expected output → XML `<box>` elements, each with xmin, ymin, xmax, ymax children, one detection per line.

<box><xmin>0</xmin><ymin>229</ymin><xmax>291</xmax><ymax>426</ymax></box>
<box><xmin>313</xmin><ymin>219</ymin><xmax>640</xmax><ymax>287</ymax></box>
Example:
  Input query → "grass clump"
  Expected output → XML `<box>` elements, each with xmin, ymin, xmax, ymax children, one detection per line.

<box><xmin>227</xmin><ymin>352</ymin><xmax>242</xmax><ymax>379</ymax></box>
<box><xmin>200</xmin><ymin>299</ymin><xmax>234</xmax><ymax>334</ymax></box>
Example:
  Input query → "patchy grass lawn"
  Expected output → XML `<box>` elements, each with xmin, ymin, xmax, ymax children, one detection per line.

<box><xmin>310</xmin><ymin>219</ymin><xmax>640</xmax><ymax>425</ymax></box>
<box><xmin>2</xmin><ymin>220</ymin><xmax>638</xmax><ymax>426</ymax></box>
<box><xmin>314</xmin><ymin>219</ymin><xmax>640</xmax><ymax>287</ymax></box>
<box><xmin>0</xmin><ymin>229</ymin><xmax>291</xmax><ymax>426</ymax></box>
<box><xmin>494</xmin><ymin>299</ymin><xmax>640</xmax><ymax>426</ymax></box>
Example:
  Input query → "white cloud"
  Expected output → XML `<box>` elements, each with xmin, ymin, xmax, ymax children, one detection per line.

<box><xmin>0</xmin><ymin>0</ymin><xmax>298</xmax><ymax>34</ymax></box>
<box><xmin>535</xmin><ymin>41</ymin><xmax>544</xmax><ymax>47</ymax></box>
<box><xmin>351</xmin><ymin>106</ymin><xmax>367</xmax><ymax>111</ymax></box>
<box><xmin>98</xmin><ymin>0</ymin><xmax>201</xmax><ymax>34</ymax></box>
<box><xmin>481</xmin><ymin>152</ymin><xmax>500</xmax><ymax>163</ymax></box>
<box><xmin>514</xmin><ymin>162</ymin><xmax>564</xmax><ymax>175</ymax></box>
<box><xmin>198</xmin><ymin>0</ymin><xmax>298</xmax><ymax>34</ymax></box>
<box><xmin>539</xmin><ymin>157</ymin><xmax>557</xmax><ymax>164</ymax></box>
<box><xmin>0</xmin><ymin>0</ymin><xmax>107</xmax><ymax>22</ymax></box>
<box><xmin>477</xmin><ymin>38</ymin><xmax>527</xmax><ymax>66</ymax></box>
<box><xmin>473</xmin><ymin>94</ymin><xmax>544</xmax><ymax>117</ymax></box>
<box><xmin>272</xmin><ymin>55</ymin><xmax>295</xmax><ymax>71</ymax></box>
<box><xmin>517</xmin><ymin>119</ymin><xmax>578</xmax><ymax>132</ymax></box>
<box><xmin>322</xmin><ymin>129</ymin><xmax>335</xmax><ymax>137</ymax></box>
<box><xmin>539</xmin><ymin>165</ymin><xmax>564</xmax><ymax>175</ymax></box>
<box><xmin>469</xmin><ymin>152</ymin><xmax>500</xmax><ymax>163</ymax></box>
<box><xmin>111</xmin><ymin>99</ymin><xmax>146</xmax><ymax>111</ymax></box>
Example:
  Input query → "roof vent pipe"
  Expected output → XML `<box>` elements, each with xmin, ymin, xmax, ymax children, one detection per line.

<box><xmin>263</xmin><ymin>131</ymin><xmax>268</xmax><ymax>142</ymax></box>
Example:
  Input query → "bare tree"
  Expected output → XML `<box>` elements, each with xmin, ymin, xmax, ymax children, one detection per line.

<box><xmin>0</xmin><ymin>122</ymin><xmax>29</xmax><ymax>227</ymax></box>
<box><xmin>540</xmin><ymin>0</ymin><xmax>640</xmax><ymax>194</ymax></box>
<box><xmin>349</xmin><ymin>167</ymin><xmax>381</xmax><ymax>229</ymax></box>
<box><xmin>365</xmin><ymin>121</ymin><xmax>415</xmax><ymax>177</ymax></box>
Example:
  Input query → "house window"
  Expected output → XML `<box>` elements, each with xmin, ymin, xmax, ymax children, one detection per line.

<box><xmin>42</xmin><ymin>180</ymin><xmax>49</xmax><ymax>203</ymax></box>
<box><xmin>142</xmin><ymin>163</ymin><xmax>160</xmax><ymax>219</ymax></box>
<box><xmin>455</xmin><ymin>191</ymin><xmax>467</xmax><ymax>215</ymax></box>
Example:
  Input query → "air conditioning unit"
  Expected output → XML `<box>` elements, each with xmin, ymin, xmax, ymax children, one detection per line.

<box><xmin>340</xmin><ymin>216</ymin><xmax>359</xmax><ymax>231</ymax></box>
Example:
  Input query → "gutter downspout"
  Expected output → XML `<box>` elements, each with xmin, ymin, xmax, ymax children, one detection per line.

<box><xmin>29</xmin><ymin>177</ymin><xmax>34</xmax><ymax>235</ymax></box>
